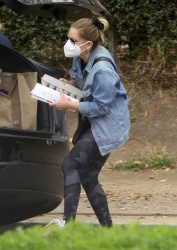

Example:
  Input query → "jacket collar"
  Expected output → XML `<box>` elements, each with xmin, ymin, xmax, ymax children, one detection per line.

<box><xmin>85</xmin><ymin>45</ymin><xmax>102</xmax><ymax>73</ymax></box>
<box><xmin>76</xmin><ymin>45</ymin><xmax>103</xmax><ymax>73</ymax></box>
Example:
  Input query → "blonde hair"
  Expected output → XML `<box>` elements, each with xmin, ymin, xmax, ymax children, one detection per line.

<box><xmin>71</xmin><ymin>17</ymin><xmax>109</xmax><ymax>48</ymax></box>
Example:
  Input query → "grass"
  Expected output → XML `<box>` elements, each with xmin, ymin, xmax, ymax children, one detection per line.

<box><xmin>1</xmin><ymin>222</ymin><xmax>177</xmax><ymax>250</ymax></box>
<box><xmin>109</xmin><ymin>152</ymin><xmax>176</xmax><ymax>171</ymax></box>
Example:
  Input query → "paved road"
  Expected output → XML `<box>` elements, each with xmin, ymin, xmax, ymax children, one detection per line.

<box><xmin>1</xmin><ymin>168</ymin><xmax>177</xmax><ymax>233</ymax></box>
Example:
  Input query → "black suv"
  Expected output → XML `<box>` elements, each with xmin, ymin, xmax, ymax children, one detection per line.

<box><xmin>0</xmin><ymin>0</ymin><xmax>107</xmax><ymax>226</ymax></box>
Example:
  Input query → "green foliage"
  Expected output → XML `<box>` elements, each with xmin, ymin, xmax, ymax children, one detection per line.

<box><xmin>0</xmin><ymin>6</ymin><xmax>71</xmax><ymax>68</ymax></box>
<box><xmin>101</xmin><ymin>0</ymin><xmax>177</xmax><ymax>65</ymax></box>
<box><xmin>101</xmin><ymin>0</ymin><xmax>177</xmax><ymax>42</ymax></box>
<box><xmin>109</xmin><ymin>153</ymin><xmax>176</xmax><ymax>170</ymax></box>
<box><xmin>1</xmin><ymin>1</ymin><xmax>177</xmax><ymax>67</ymax></box>
<box><xmin>1</xmin><ymin>222</ymin><xmax>177</xmax><ymax>249</ymax></box>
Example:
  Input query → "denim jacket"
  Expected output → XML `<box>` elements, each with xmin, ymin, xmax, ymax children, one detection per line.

<box><xmin>69</xmin><ymin>45</ymin><xmax>130</xmax><ymax>156</ymax></box>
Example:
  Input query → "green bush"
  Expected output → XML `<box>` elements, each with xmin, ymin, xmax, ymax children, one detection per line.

<box><xmin>101</xmin><ymin>0</ymin><xmax>177</xmax><ymax>46</ymax></box>
<box><xmin>101</xmin><ymin>0</ymin><xmax>177</xmax><ymax>66</ymax></box>
<box><xmin>1</xmin><ymin>1</ymin><xmax>177</xmax><ymax>67</ymax></box>
<box><xmin>1</xmin><ymin>222</ymin><xmax>177</xmax><ymax>250</ymax></box>
<box><xmin>0</xmin><ymin>5</ymin><xmax>71</xmax><ymax>68</ymax></box>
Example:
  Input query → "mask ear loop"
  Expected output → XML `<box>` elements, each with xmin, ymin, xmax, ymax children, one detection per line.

<box><xmin>78</xmin><ymin>41</ymin><xmax>88</xmax><ymax>47</ymax></box>
<box><xmin>77</xmin><ymin>41</ymin><xmax>89</xmax><ymax>55</ymax></box>
<box><xmin>79</xmin><ymin>41</ymin><xmax>93</xmax><ymax>52</ymax></box>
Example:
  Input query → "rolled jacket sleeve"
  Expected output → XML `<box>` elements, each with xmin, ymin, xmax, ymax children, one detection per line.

<box><xmin>79</xmin><ymin>67</ymin><xmax>121</xmax><ymax>118</ymax></box>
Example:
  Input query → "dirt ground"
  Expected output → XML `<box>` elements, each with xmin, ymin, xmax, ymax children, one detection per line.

<box><xmin>25</xmin><ymin>90</ymin><xmax>177</xmax><ymax>226</ymax></box>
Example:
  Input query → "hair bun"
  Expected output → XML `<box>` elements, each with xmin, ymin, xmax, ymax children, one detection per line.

<box><xmin>92</xmin><ymin>18</ymin><xmax>104</xmax><ymax>31</ymax></box>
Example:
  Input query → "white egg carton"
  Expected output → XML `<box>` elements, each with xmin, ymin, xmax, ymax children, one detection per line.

<box><xmin>31</xmin><ymin>83</ymin><xmax>79</xmax><ymax>104</ymax></box>
<box><xmin>41</xmin><ymin>74</ymin><xmax>83</xmax><ymax>101</ymax></box>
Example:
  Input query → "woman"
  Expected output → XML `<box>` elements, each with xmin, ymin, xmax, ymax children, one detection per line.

<box><xmin>47</xmin><ymin>17</ymin><xmax>130</xmax><ymax>227</ymax></box>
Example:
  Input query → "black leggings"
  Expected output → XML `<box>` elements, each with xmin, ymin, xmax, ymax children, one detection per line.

<box><xmin>61</xmin><ymin>128</ymin><xmax>112</xmax><ymax>226</ymax></box>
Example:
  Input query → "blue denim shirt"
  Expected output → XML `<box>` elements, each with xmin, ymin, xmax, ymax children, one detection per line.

<box><xmin>69</xmin><ymin>46</ymin><xmax>130</xmax><ymax>156</ymax></box>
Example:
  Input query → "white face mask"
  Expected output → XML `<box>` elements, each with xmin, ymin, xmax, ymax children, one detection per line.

<box><xmin>64</xmin><ymin>39</ymin><xmax>88</xmax><ymax>58</ymax></box>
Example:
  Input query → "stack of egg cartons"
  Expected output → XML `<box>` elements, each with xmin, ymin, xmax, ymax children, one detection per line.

<box><xmin>41</xmin><ymin>74</ymin><xmax>83</xmax><ymax>101</ymax></box>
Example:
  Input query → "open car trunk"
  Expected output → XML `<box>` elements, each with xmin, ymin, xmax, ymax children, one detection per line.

<box><xmin>2</xmin><ymin>0</ymin><xmax>108</xmax><ymax>20</ymax></box>
<box><xmin>0</xmin><ymin>44</ymin><xmax>68</xmax><ymax>143</ymax></box>
<box><xmin>0</xmin><ymin>44</ymin><xmax>69</xmax><ymax>226</ymax></box>
<box><xmin>0</xmin><ymin>0</ymin><xmax>107</xmax><ymax>227</ymax></box>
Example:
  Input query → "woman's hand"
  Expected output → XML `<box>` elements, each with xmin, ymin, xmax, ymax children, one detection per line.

<box><xmin>60</xmin><ymin>78</ymin><xmax>76</xmax><ymax>87</ymax></box>
<box><xmin>49</xmin><ymin>89</ymin><xmax>79</xmax><ymax>111</ymax></box>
